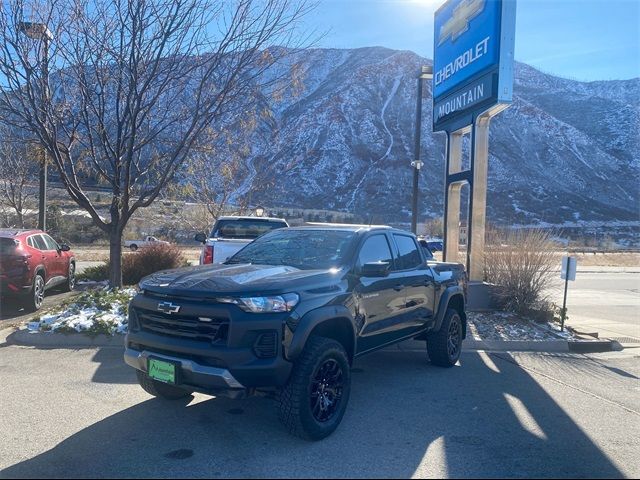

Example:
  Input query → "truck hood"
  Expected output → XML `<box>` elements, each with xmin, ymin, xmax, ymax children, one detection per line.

<box><xmin>139</xmin><ymin>263</ymin><xmax>341</xmax><ymax>297</ymax></box>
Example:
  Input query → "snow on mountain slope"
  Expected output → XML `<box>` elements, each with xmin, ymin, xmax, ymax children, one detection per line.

<box><xmin>222</xmin><ymin>47</ymin><xmax>638</xmax><ymax>225</ymax></box>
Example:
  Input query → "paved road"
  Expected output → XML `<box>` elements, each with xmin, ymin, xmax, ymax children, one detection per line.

<box><xmin>0</xmin><ymin>331</ymin><xmax>638</xmax><ymax>478</ymax></box>
<box><xmin>548</xmin><ymin>272</ymin><xmax>640</xmax><ymax>342</ymax></box>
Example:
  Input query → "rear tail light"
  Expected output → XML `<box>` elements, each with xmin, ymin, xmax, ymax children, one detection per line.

<box><xmin>203</xmin><ymin>244</ymin><xmax>214</xmax><ymax>264</ymax></box>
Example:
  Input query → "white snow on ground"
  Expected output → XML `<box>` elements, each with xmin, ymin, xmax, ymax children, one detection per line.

<box><xmin>27</xmin><ymin>288</ymin><xmax>136</xmax><ymax>335</ymax></box>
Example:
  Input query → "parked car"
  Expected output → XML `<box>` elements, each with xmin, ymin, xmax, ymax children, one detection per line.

<box><xmin>0</xmin><ymin>229</ymin><xmax>76</xmax><ymax>311</ymax></box>
<box><xmin>425</xmin><ymin>238</ymin><xmax>444</xmax><ymax>252</ymax></box>
<box><xmin>126</xmin><ymin>225</ymin><xmax>467</xmax><ymax>440</ymax></box>
<box><xmin>195</xmin><ymin>216</ymin><xmax>289</xmax><ymax>264</ymax></box>
<box><xmin>124</xmin><ymin>236</ymin><xmax>169</xmax><ymax>251</ymax></box>
<box><xmin>417</xmin><ymin>238</ymin><xmax>435</xmax><ymax>260</ymax></box>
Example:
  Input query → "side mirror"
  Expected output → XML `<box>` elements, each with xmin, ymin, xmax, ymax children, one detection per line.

<box><xmin>59</xmin><ymin>244</ymin><xmax>71</xmax><ymax>252</ymax></box>
<box><xmin>360</xmin><ymin>261</ymin><xmax>390</xmax><ymax>278</ymax></box>
<box><xmin>194</xmin><ymin>233</ymin><xmax>207</xmax><ymax>244</ymax></box>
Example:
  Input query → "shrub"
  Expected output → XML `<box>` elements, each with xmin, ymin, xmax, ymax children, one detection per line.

<box><xmin>484</xmin><ymin>228</ymin><xmax>558</xmax><ymax>314</ymax></box>
<box><xmin>77</xmin><ymin>243</ymin><xmax>188</xmax><ymax>285</ymax></box>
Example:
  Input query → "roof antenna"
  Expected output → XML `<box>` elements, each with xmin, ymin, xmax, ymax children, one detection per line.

<box><xmin>368</xmin><ymin>215</ymin><xmax>373</xmax><ymax>227</ymax></box>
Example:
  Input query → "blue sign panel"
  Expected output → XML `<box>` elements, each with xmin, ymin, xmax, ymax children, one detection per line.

<box><xmin>432</xmin><ymin>0</ymin><xmax>516</xmax><ymax>131</ymax></box>
<box><xmin>433</xmin><ymin>0</ymin><xmax>501</xmax><ymax>99</ymax></box>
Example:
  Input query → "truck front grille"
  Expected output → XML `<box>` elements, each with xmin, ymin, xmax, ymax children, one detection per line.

<box><xmin>137</xmin><ymin>310</ymin><xmax>228</xmax><ymax>343</ymax></box>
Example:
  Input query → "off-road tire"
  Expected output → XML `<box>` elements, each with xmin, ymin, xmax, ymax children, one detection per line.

<box><xmin>427</xmin><ymin>308</ymin><xmax>463</xmax><ymax>367</ymax></box>
<box><xmin>278</xmin><ymin>336</ymin><xmax>351</xmax><ymax>441</ymax></box>
<box><xmin>136</xmin><ymin>370</ymin><xmax>193</xmax><ymax>400</ymax></box>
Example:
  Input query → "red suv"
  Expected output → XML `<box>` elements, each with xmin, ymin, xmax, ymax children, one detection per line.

<box><xmin>0</xmin><ymin>229</ymin><xmax>76</xmax><ymax>311</ymax></box>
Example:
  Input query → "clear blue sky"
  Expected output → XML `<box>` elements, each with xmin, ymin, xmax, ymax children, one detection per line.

<box><xmin>302</xmin><ymin>0</ymin><xmax>640</xmax><ymax>81</ymax></box>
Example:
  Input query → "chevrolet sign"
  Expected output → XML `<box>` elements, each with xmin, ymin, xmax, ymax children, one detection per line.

<box><xmin>433</xmin><ymin>0</ymin><xmax>516</xmax><ymax>131</ymax></box>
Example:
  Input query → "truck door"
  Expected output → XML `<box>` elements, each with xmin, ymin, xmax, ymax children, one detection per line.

<box><xmin>390</xmin><ymin>233</ymin><xmax>437</xmax><ymax>333</ymax></box>
<box><xmin>354</xmin><ymin>234</ymin><xmax>407</xmax><ymax>353</ymax></box>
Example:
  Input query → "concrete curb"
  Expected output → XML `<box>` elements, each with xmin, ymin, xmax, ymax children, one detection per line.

<box><xmin>4</xmin><ymin>327</ymin><xmax>125</xmax><ymax>349</ymax></box>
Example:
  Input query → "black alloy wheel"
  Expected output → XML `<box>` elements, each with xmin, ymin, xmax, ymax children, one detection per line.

<box><xmin>310</xmin><ymin>358</ymin><xmax>344</xmax><ymax>423</ymax></box>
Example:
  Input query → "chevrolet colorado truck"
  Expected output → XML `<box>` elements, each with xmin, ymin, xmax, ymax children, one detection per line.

<box><xmin>125</xmin><ymin>226</ymin><xmax>467</xmax><ymax>440</ymax></box>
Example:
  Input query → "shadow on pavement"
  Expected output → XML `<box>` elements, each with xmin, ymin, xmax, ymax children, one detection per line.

<box><xmin>0</xmin><ymin>290</ymin><xmax>77</xmax><ymax>322</ymax></box>
<box><xmin>1</xmin><ymin>350</ymin><xmax>624</xmax><ymax>478</ymax></box>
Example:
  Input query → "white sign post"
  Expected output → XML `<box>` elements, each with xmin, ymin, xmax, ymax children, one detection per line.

<box><xmin>560</xmin><ymin>256</ymin><xmax>577</xmax><ymax>331</ymax></box>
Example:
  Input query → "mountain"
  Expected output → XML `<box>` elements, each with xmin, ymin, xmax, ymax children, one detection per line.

<box><xmin>220</xmin><ymin>47</ymin><xmax>639</xmax><ymax>226</ymax></box>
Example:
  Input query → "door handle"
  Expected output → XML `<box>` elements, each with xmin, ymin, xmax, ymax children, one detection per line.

<box><xmin>393</xmin><ymin>284</ymin><xmax>404</xmax><ymax>291</ymax></box>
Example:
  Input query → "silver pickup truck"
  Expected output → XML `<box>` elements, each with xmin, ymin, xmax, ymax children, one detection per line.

<box><xmin>124</xmin><ymin>235</ymin><xmax>169</xmax><ymax>251</ymax></box>
<box><xmin>195</xmin><ymin>216</ymin><xmax>289</xmax><ymax>264</ymax></box>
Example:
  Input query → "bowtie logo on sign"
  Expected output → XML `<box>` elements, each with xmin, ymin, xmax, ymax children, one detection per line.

<box><xmin>438</xmin><ymin>0</ymin><xmax>486</xmax><ymax>46</ymax></box>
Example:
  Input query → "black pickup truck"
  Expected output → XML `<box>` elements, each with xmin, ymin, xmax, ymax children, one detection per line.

<box><xmin>125</xmin><ymin>226</ymin><xmax>467</xmax><ymax>440</ymax></box>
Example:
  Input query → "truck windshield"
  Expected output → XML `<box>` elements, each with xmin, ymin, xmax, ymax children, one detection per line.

<box><xmin>226</xmin><ymin>230</ymin><xmax>356</xmax><ymax>270</ymax></box>
<box><xmin>211</xmin><ymin>219</ymin><xmax>287</xmax><ymax>240</ymax></box>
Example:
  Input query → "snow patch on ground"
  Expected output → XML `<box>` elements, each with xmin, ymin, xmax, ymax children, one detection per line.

<box><xmin>27</xmin><ymin>288</ymin><xmax>136</xmax><ymax>335</ymax></box>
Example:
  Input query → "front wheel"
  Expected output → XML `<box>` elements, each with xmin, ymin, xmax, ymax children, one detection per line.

<box><xmin>278</xmin><ymin>336</ymin><xmax>351</xmax><ymax>441</ymax></box>
<box><xmin>136</xmin><ymin>370</ymin><xmax>193</xmax><ymax>400</ymax></box>
<box><xmin>426</xmin><ymin>308</ymin><xmax>463</xmax><ymax>367</ymax></box>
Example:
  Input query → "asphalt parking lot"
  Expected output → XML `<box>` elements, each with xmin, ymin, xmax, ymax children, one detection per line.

<box><xmin>0</xmin><ymin>336</ymin><xmax>638</xmax><ymax>478</ymax></box>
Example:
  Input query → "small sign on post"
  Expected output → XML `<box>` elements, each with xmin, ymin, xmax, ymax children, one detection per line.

<box><xmin>560</xmin><ymin>256</ymin><xmax>577</xmax><ymax>331</ymax></box>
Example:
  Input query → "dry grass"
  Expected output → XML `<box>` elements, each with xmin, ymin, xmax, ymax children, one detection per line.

<box><xmin>72</xmin><ymin>245</ymin><xmax>201</xmax><ymax>263</ymax></box>
<box><xmin>433</xmin><ymin>250</ymin><xmax>639</xmax><ymax>268</ymax></box>
<box><xmin>568</xmin><ymin>252</ymin><xmax>639</xmax><ymax>267</ymax></box>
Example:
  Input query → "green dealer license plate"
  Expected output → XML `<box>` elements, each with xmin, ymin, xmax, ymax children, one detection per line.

<box><xmin>148</xmin><ymin>358</ymin><xmax>177</xmax><ymax>384</ymax></box>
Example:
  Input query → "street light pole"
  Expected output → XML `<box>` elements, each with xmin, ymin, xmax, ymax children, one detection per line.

<box><xmin>18</xmin><ymin>21</ymin><xmax>52</xmax><ymax>232</ymax></box>
<box><xmin>411</xmin><ymin>65</ymin><xmax>433</xmax><ymax>235</ymax></box>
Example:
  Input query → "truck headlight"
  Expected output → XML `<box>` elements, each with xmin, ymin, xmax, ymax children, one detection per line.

<box><xmin>237</xmin><ymin>293</ymin><xmax>299</xmax><ymax>313</ymax></box>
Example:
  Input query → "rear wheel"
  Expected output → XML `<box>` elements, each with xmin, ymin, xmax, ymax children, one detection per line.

<box><xmin>62</xmin><ymin>262</ymin><xmax>75</xmax><ymax>292</ymax></box>
<box><xmin>136</xmin><ymin>370</ymin><xmax>193</xmax><ymax>400</ymax></box>
<box><xmin>129</xmin><ymin>244</ymin><xmax>138</xmax><ymax>251</ymax></box>
<box><xmin>26</xmin><ymin>273</ymin><xmax>45</xmax><ymax>311</ymax></box>
<box><xmin>278</xmin><ymin>336</ymin><xmax>351</xmax><ymax>440</ymax></box>
<box><xmin>427</xmin><ymin>308</ymin><xmax>463</xmax><ymax>367</ymax></box>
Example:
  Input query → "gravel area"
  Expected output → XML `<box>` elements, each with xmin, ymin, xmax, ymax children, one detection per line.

<box><xmin>468</xmin><ymin>311</ymin><xmax>576</xmax><ymax>341</ymax></box>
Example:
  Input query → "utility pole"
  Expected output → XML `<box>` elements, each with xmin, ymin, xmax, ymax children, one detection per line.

<box><xmin>411</xmin><ymin>65</ymin><xmax>433</xmax><ymax>235</ymax></box>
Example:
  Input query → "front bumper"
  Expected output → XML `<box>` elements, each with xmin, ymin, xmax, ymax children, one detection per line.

<box><xmin>125</xmin><ymin>347</ymin><xmax>246</xmax><ymax>395</ymax></box>
<box><xmin>125</xmin><ymin>291</ymin><xmax>295</xmax><ymax>392</ymax></box>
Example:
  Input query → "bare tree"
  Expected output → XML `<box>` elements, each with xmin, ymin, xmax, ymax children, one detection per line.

<box><xmin>0</xmin><ymin>126</ymin><xmax>38</xmax><ymax>228</ymax></box>
<box><xmin>0</xmin><ymin>0</ymin><xmax>314</xmax><ymax>286</ymax></box>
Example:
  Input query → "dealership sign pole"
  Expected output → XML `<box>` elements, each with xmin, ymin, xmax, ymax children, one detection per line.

<box><xmin>433</xmin><ymin>0</ymin><xmax>516</xmax><ymax>304</ymax></box>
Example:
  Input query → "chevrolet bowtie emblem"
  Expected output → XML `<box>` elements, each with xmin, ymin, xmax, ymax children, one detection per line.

<box><xmin>157</xmin><ymin>301</ymin><xmax>181</xmax><ymax>314</ymax></box>
<box><xmin>438</xmin><ymin>0</ymin><xmax>486</xmax><ymax>46</ymax></box>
